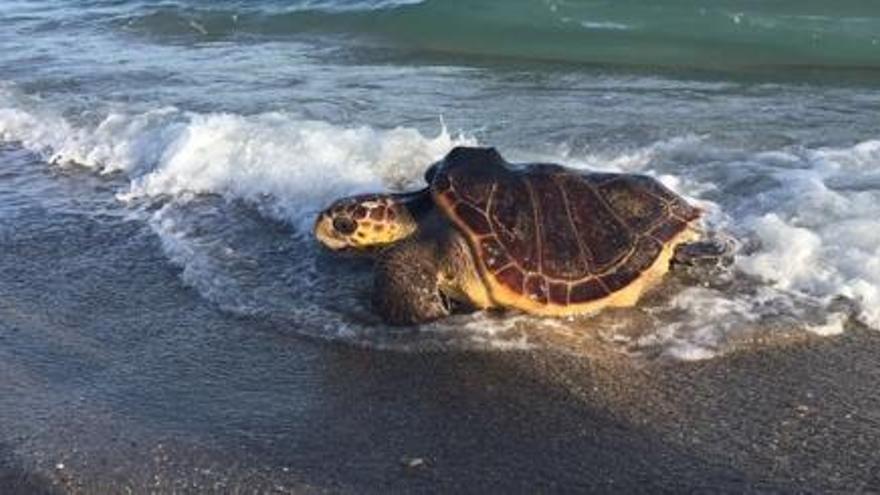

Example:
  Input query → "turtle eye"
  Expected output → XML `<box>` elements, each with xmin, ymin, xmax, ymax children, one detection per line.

<box><xmin>332</xmin><ymin>216</ymin><xmax>357</xmax><ymax>235</ymax></box>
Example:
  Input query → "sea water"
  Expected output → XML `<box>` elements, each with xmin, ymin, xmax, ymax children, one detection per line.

<box><xmin>2</xmin><ymin>0</ymin><xmax>880</xmax><ymax>360</ymax></box>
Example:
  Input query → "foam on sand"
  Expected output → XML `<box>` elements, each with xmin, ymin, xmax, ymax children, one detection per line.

<box><xmin>735</xmin><ymin>141</ymin><xmax>880</xmax><ymax>329</ymax></box>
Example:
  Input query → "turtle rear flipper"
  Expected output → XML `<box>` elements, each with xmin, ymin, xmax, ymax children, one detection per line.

<box><xmin>672</xmin><ymin>237</ymin><xmax>735</xmax><ymax>267</ymax></box>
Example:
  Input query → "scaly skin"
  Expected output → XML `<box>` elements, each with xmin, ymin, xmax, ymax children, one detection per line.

<box><xmin>372</xmin><ymin>212</ymin><xmax>491</xmax><ymax>325</ymax></box>
<box><xmin>314</xmin><ymin>191</ymin><xmax>422</xmax><ymax>252</ymax></box>
<box><xmin>316</xmin><ymin>193</ymin><xmax>489</xmax><ymax>324</ymax></box>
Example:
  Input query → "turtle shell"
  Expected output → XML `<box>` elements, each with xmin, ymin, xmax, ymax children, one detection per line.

<box><xmin>430</xmin><ymin>147</ymin><xmax>701</xmax><ymax>315</ymax></box>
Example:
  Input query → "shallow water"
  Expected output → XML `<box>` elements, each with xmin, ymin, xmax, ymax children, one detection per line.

<box><xmin>3</xmin><ymin>1</ymin><xmax>880</xmax><ymax>360</ymax></box>
<box><xmin>2</xmin><ymin>1</ymin><xmax>880</xmax><ymax>491</ymax></box>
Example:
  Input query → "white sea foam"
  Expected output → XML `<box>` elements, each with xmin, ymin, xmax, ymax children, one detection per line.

<box><xmin>124</xmin><ymin>112</ymin><xmax>473</xmax><ymax>230</ymax></box>
<box><xmin>646</xmin><ymin>287</ymin><xmax>759</xmax><ymax>360</ymax></box>
<box><xmin>734</xmin><ymin>141</ymin><xmax>880</xmax><ymax>329</ymax></box>
<box><xmin>738</xmin><ymin>214</ymin><xmax>825</xmax><ymax>291</ymax></box>
<box><xmin>0</xmin><ymin>86</ymin><xmax>473</xmax><ymax>232</ymax></box>
<box><xmin>579</xmin><ymin>21</ymin><xmax>631</xmax><ymax>31</ymax></box>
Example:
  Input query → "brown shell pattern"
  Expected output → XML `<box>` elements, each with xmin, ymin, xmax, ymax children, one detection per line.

<box><xmin>433</xmin><ymin>149</ymin><xmax>700</xmax><ymax>306</ymax></box>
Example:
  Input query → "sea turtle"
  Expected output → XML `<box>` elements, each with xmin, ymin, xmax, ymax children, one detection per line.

<box><xmin>315</xmin><ymin>146</ymin><xmax>719</xmax><ymax>325</ymax></box>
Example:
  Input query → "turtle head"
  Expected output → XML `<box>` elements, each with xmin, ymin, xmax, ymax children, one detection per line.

<box><xmin>314</xmin><ymin>193</ymin><xmax>420</xmax><ymax>253</ymax></box>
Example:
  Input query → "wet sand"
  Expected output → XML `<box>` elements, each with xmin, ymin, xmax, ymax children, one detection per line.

<box><xmin>3</xmin><ymin>295</ymin><xmax>879</xmax><ymax>494</ymax></box>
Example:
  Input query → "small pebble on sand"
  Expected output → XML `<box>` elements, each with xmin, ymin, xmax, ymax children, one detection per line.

<box><xmin>401</xmin><ymin>457</ymin><xmax>426</xmax><ymax>468</ymax></box>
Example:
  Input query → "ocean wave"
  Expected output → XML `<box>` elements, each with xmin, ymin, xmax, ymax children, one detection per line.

<box><xmin>114</xmin><ymin>0</ymin><xmax>880</xmax><ymax>70</ymax></box>
<box><xmin>0</xmin><ymin>84</ymin><xmax>472</xmax><ymax>232</ymax></box>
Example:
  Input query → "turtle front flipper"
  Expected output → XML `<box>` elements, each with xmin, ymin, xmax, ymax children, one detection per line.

<box><xmin>372</xmin><ymin>239</ymin><xmax>452</xmax><ymax>325</ymax></box>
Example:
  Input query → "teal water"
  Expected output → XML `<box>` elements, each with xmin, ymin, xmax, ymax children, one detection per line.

<box><xmin>115</xmin><ymin>0</ymin><xmax>880</xmax><ymax>70</ymax></box>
